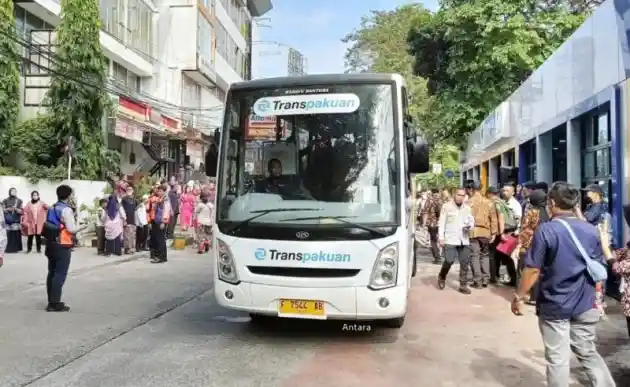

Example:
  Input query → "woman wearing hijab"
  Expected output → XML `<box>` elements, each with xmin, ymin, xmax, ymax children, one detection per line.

<box><xmin>517</xmin><ymin>189</ymin><xmax>549</xmax><ymax>303</ymax></box>
<box><xmin>21</xmin><ymin>191</ymin><xmax>48</xmax><ymax>253</ymax></box>
<box><xmin>3</xmin><ymin>188</ymin><xmax>23</xmax><ymax>253</ymax></box>
<box><xmin>0</xmin><ymin>201</ymin><xmax>7</xmax><ymax>267</ymax></box>
<box><xmin>100</xmin><ymin>183</ymin><xmax>126</xmax><ymax>256</ymax></box>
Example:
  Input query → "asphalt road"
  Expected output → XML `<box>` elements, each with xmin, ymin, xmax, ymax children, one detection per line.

<box><xmin>0</xmin><ymin>249</ymin><xmax>628</xmax><ymax>387</ymax></box>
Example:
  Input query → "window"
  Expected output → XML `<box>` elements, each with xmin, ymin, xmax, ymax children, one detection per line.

<box><xmin>581</xmin><ymin>108</ymin><xmax>613</xmax><ymax>210</ymax></box>
<box><xmin>216</xmin><ymin>22</ymin><xmax>228</xmax><ymax>60</ymax></box>
<box><xmin>100</xmin><ymin>0</ymin><xmax>153</xmax><ymax>59</ymax></box>
<box><xmin>197</xmin><ymin>12</ymin><xmax>214</xmax><ymax>65</ymax></box>
<box><xmin>200</xmin><ymin>0</ymin><xmax>214</xmax><ymax>11</ymax></box>
<box><xmin>229</xmin><ymin>0</ymin><xmax>241</xmax><ymax>27</ymax></box>
<box><xmin>182</xmin><ymin>75</ymin><xmax>202</xmax><ymax>108</ymax></box>
<box><xmin>113</xmin><ymin>62</ymin><xmax>141</xmax><ymax>92</ymax></box>
<box><xmin>211</xmin><ymin>86</ymin><xmax>226</xmax><ymax>102</ymax></box>
<box><xmin>100</xmin><ymin>0</ymin><xmax>125</xmax><ymax>41</ymax></box>
<box><xmin>127</xmin><ymin>0</ymin><xmax>153</xmax><ymax>58</ymax></box>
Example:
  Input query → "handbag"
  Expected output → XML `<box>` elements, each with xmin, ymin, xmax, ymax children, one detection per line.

<box><xmin>497</xmin><ymin>234</ymin><xmax>519</xmax><ymax>255</ymax></box>
<box><xmin>555</xmin><ymin>218</ymin><xmax>608</xmax><ymax>282</ymax></box>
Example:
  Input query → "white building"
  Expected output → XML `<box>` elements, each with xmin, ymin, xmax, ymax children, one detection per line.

<box><xmin>13</xmin><ymin>0</ymin><xmax>272</xmax><ymax>179</ymax></box>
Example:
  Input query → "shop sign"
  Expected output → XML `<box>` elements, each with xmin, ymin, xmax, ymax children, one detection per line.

<box><xmin>162</xmin><ymin>115</ymin><xmax>181</xmax><ymax>133</ymax></box>
<box><xmin>118</xmin><ymin>97</ymin><xmax>147</xmax><ymax>121</ymax></box>
<box><xmin>148</xmin><ymin>108</ymin><xmax>162</xmax><ymax>125</ymax></box>
<box><xmin>115</xmin><ymin>120</ymin><xmax>144</xmax><ymax>143</ymax></box>
<box><xmin>245</xmin><ymin>114</ymin><xmax>279</xmax><ymax>140</ymax></box>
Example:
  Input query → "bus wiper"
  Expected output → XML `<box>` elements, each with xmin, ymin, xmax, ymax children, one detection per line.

<box><xmin>279</xmin><ymin>216</ymin><xmax>389</xmax><ymax>237</ymax></box>
<box><xmin>223</xmin><ymin>208</ymin><xmax>322</xmax><ymax>233</ymax></box>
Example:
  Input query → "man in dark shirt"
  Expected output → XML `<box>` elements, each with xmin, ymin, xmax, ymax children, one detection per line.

<box><xmin>511</xmin><ymin>182</ymin><xmax>614</xmax><ymax>387</ymax></box>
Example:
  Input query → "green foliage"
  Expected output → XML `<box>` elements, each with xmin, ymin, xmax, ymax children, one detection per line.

<box><xmin>34</xmin><ymin>0</ymin><xmax>110</xmax><ymax>180</ymax></box>
<box><xmin>414</xmin><ymin>144</ymin><xmax>460</xmax><ymax>190</ymax></box>
<box><xmin>408</xmin><ymin>0</ymin><xmax>587</xmax><ymax>144</ymax></box>
<box><xmin>0</xmin><ymin>0</ymin><xmax>20</xmax><ymax>163</ymax></box>
<box><xmin>343</xmin><ymin>4</ymin><xmax>439</xmax><ymax>141</ymax></box>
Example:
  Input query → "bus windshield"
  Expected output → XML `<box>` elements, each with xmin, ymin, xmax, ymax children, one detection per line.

<box><xmin>215</xmin><ymin>83</ymin><xmax>400</xmax><ymax>227</ymax></box>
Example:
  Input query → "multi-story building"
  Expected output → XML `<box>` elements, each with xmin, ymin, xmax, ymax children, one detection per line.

<box><xmin>12</xmin><ymin>0</ymin><xmax>272</xmax><ymax>178</ymax></box>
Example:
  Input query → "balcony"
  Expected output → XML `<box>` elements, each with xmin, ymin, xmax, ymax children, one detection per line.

<box><xmin>164</xmin><ymin>5</ymin><xmax>217</xmax><ymax>87</ymax></box>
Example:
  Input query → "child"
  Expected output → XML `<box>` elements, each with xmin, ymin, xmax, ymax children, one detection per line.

<box><xmin>95</xmin><ymin>198</ymin><xmax>107</xmax><ymax>255</ymax></box>
<box><xmin>135</xmin><ymin>195</ymin><xmax>149</xmax><ymax>251</ymax></box>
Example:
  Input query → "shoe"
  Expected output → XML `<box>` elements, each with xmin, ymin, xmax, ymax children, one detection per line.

<box><xmin>481</xmin><ymin>280</ymin><xmax>489</xmax><ymax>288</ymax></box>
<box><xmin>471</xmin><ymin>282</ymin><xmax>483</xmax><ymax>289</ymax></box>
<box><xmin>459</xmin><ymin>285</ymin><xmax>472</xmax><ymax>295</ymax></box>
<box><xmin>26</xmin><ymin>250</ymin><xmax>32</xmax><ymax>254</ymax></box>
<box><xmin>46</xmin><ymin>302</ymin><xmax>70</xmax><ymax>312</ymax></box>
<box><xmin>437</xmin><ymin>277</ymin><xmax>446</xmax><ymax>290</ymax></box>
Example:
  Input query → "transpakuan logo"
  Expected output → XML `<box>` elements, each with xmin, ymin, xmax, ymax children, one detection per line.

<box><xmin>253</xmin><ymin>93</ymin><xmax>360</xmax><ymax>116</ymax></box>
<box><xmin>266</xmin><ymin>249</ymin><xmax>351</xmax><ymax>263</ymax></box>
<box><xmin>254</xmin><ymin>248</ymin><xmax>266</xmax><ymax>260</ymax></box>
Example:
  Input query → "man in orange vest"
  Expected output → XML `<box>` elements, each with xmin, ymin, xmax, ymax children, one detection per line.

<box><xmin>148</xmin><ymin>184</ymin><xmax>171</xmax><ymax>263</ymax></box>
<box><xmin>43</xmin><ymin>184</ymin><xmax>76</xmax><ymax>312</ymax></box>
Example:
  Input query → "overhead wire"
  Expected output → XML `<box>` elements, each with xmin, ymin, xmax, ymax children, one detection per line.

<box><xmin>0</xmin><ymin>25</ymin><xmax>225</xmax><ymax>129</ymax></box>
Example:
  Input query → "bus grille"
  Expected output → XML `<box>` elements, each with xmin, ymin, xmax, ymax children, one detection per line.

<box><xmin>246</xmin><ymin>266</ymin><xmax>360</xmax><ymax>278</ymax></box>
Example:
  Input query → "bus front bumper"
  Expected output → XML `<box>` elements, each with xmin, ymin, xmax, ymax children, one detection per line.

<box><xmin>214</xmin><ymin>281</ymin><xmax>407</xmax><ymax>320</ymax></box>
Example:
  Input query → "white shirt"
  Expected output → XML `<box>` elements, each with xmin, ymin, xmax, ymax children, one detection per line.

<box><xmin>135</xmin><ymin>204</ymin><xmax>148</xmax><ymax>226</ymax></box>
<box><xmin>438</xmin><ymin>200</ymin><xmax>475</xmax><ymax>246</ymax></box>
<box><xmin>506</xmin><ymin>197</ymin><xmax>522</xmax><ymax>219</ymax></box>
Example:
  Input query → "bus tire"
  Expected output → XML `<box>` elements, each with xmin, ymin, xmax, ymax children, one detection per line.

<box><xmin>382</xmin><ymin>316</ymin><xmax>405</xmax><ymax>329</ymax></box>
<box><xmin>249</xmin><ymin>313</ymin><xmax>270</xmax><ymax>325</ymax></box>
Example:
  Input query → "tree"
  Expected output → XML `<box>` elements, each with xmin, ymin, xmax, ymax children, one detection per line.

<box><xmin>414</xmin><ymin>144</ymin><xmax>460</xmax><ymax>190</ymax></box>
<box><xmin>342</xmin><ymin>4</ymin><xmax>439</xmax><ymax>141</ymax></box>
<box><xmin>0</xmin><ymin>0</ymin><xmax>20</xmax><ymax>163</ymax></box>
<box><xmin>408</xmin><ymin>0</ymin><xmax>586</xmax><ymax>145</ymax></box>
<box><xmin>45</xmin><ymin>0</ymin><xmax>112</xmax><ymax>180</ymax></box>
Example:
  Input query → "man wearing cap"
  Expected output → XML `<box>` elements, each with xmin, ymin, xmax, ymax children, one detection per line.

<box><xmin>468</xmin><ymin>182</ymin><xmax>499</xmax><ymax>288</ymax></box>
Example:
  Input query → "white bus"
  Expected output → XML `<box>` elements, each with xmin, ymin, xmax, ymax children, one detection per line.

<box><xmin>205</xmin><ymin>73</ymin><xmax>429</xmax><ymax>328</ymax></box>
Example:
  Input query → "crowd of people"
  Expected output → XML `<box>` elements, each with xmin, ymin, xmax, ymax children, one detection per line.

<box><xmin>94</xmin><ymin>178</ymin><xmax>217</xmax><ymax>263</ymax></box>
<box><xmin>415</xmin><ymin>180</ymin><xmax>625</xmax><ymax>386</ymax></box>
<box><xmin>0</xmin><ymin>176</ymin><xmax>217</xmax><ymax>268</ymax></box>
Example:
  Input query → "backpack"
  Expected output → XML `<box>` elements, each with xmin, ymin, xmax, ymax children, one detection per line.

<box><xmin>495</xmin><ymin>199</ymin><xmax>518</xmax><ymax>232</ymax></box>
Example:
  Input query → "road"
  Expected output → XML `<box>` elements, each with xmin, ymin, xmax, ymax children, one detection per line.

<box><xmin>0</xmin><ymin>248</ymin><xmax>628</xmax><ymax>387</ymax></box>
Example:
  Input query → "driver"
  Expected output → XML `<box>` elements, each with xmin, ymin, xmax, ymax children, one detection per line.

<box><xmin>258</xmin><ymin>158</ymin><xmax>313</xmax><ymax>199</ymax></box>
<box><xmin>262</xmin><ymin>158</ymin><xmax>284</xmax><ymax>194</ymax></box>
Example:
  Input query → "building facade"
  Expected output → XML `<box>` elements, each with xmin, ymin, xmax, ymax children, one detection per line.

<box><xmin>459</xmin><ymin>0</ymin><xmax>630</xmax><ymax>246</ymax></box>
<box><xmin>13</xmin><ymin>0</ymin><xmax>272</xmax><ymax>178</ymax></box>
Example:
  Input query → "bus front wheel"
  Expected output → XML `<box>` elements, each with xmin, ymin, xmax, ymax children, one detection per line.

<box><xmin>382</xmin><ymin>316</ymin><xmax>405</xmax><ymax>329</ymax></box>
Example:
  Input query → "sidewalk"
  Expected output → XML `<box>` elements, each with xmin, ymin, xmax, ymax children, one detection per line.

<box><xmin>0</xmin><ymin>248</ymin><xmax>148</xmax><ymax>293</ymax></box>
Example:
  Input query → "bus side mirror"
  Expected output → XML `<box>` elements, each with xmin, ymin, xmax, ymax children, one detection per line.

<box><xmin>205</xmin><ymin>143</ymin><xmax>218</xmax><ymax>177</ymax></box>
<box><xmin>407</xmin><ymin>134</ymin><xmax>429</xmax><ymax>174</ymax></box>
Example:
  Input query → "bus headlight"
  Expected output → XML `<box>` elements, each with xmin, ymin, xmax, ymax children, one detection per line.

<box><xmin>217</xmin><ymin>239</ymin><xmax>239</xmax><ymax>284</ymax></box>
<box><xmin>368</xmin><ymin>242</ymin><xmax>399</xmax><ymax>290</ymax></box>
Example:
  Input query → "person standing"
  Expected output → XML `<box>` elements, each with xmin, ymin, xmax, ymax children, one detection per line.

<box><xmin>42</xmin><ymin>184</ymin><xmax>76</xmax><ymax>312</ymax></box>
<box><xmin>468</xmin><ymin>182</ymin><xmax>499</xmax><ymax>288</ymax></box>
<box><xmin>167</xmin><ymin>184</ymin><xmax>180</xmax><ymax>239</ymax></box>
<box><xmin>437</xmin><ymin>187</ymin><xmax>475</xmax><ymax>294</ymax></box>
<box><xmin>102</xmin><ymin>184</ymin><xmax>126</xmax><ymax>256</ymax></box>
<box><xmin>95</xmin><ymin>198</ymin><xmax>107</xmax><ymax>255</ymax></box>
<box><xmin>22</xmin><ymin>191</ymin><xmax>47</xmax><ymax>253</ymax></box>
<box><xmin>516</xmin><ymin>189</ymin><xmax>549</xmax><ymax>303</ymax></box>
<box><xmin>135</xmin><ymin>195</ymin><xmax>149</xmax><ymax>251</ymax></box>
<box><xmin>3</xmin><ymin>188</ymin><xmax>23</xmax><ymax>253</ymax></box>
<box><xmin>194</xmin><ymin>193</ymin><xmax>214</xmax><ymax>254</ymax></box>
<box><xmin>121</xmin><ymin>185</ymin><xmax>137</xmax><ymax>254</ymax></box>
<box><xmin>149</xmin><ymin>185</ymin><xmax>171</xmax><ymax>263</ymax></box>
<box><xmin>512</xmin><ymin>182</ymin><xmax>615</xmax><ymax>387</ymax></box>
<box><xmin>0</xmin><ymin>202</ymin><xmax>7</xmax><ymax>267</ymax></box>
<box><xmin>422</xmin><ymin>189</ymin><xmax>443</xmax><ymax>264</ymax></box>
<box><xmin>179</xmin><ymin>185</ymin><xmax>195</xmax><ymax>232</ymax></box>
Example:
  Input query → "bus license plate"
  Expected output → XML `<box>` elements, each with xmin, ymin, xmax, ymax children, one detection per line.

<box><xmin>278</xmin><ymin>299</ymin><xmax>325</xmax><ymax>318</ymax></box>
